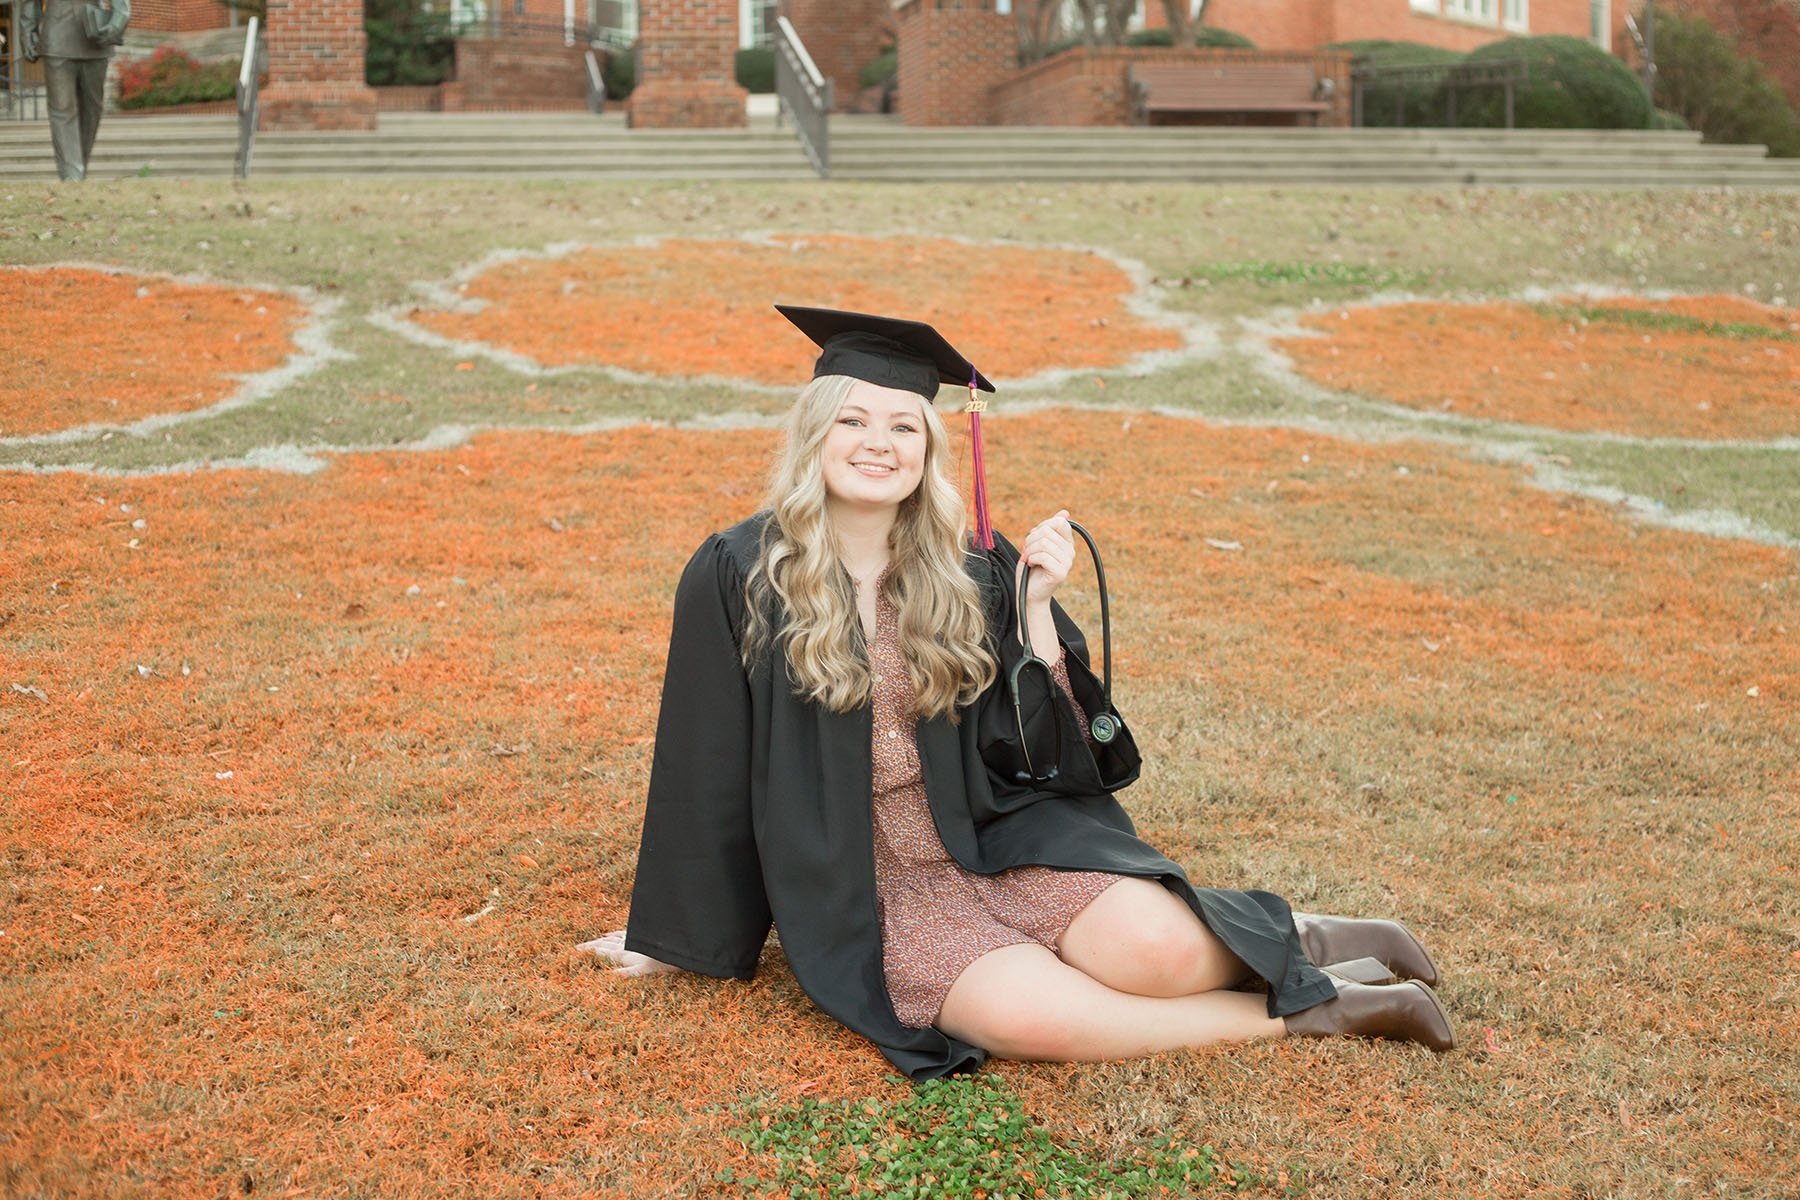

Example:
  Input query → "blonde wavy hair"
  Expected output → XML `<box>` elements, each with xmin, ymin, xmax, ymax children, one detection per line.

<box><xmin>744</xmin><ymin>374</ymin><xmax>996</xmax><ymax>721</ymax></box>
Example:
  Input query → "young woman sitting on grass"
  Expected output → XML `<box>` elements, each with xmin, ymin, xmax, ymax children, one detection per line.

<box><xmin>581</xmin><ymin>307</ymin><xmax>1454</xmax><ymax>1079</ymax></box>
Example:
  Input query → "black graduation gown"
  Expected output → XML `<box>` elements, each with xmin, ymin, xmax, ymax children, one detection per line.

<box><xmin>623</xmin><ymin>514</ymin><xmax>1336</xmax><ymax>1080</ymax></box>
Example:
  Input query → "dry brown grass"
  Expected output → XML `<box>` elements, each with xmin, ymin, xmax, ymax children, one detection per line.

<box><xmin>3</xmin><ymin>411</ymin><xmax>1793</xmax><ymax>1197</ymax></box>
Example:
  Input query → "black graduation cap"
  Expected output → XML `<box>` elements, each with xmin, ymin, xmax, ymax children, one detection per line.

<box><xmin>775</xmin><ymin>303</ymin><xmax>999</xmax><ymax>549</ymax></box>
<box><xmin>776</xmin><ymin>304</ymin><xmax>996</xmax><ymax>400</ymax></box>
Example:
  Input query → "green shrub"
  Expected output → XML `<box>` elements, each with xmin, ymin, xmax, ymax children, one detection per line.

<box><xmin>1652</xmin><ymin>11</ymin><xmax>1800</xmax><ymax>157</ymax></box>
<box><xmin>1459</xmin><ymin>34</ymin><xmax>1652</xmax><ymax>129</ymax></box>
<box><xmin>1126</xmin><ymin>27</ymin><xmax>1174</xmax><ymax>47</ymax></box>
<box><xmin>1651</xmin><ymin>106</ymin><xmax>1691</xmax><ymax>131</ymax></box>
<box><xmin>1329</xmin><ymin>38</ymin><xmax>1465</xmax><ymax>66</ymax></box>
<box><xmin>858</xmin><ymin>46</ymin><xmax>896</xmax><ymax>89</ymax></box>
<box><xmin>364</xmin><ymin>0</ymin><xmax>454</xmax><ymax>87</ymax></box>
<box><xmin>734</xmin><ymin>46</ymin><xmax>774</xmax><ymax>94</ymax></box>
<box><xmin>1193</xmin><ymin>26</ymin><xmax>1256</xmax><ymax>49</ymax></box>
<box><xmin>116</xmin><ymin>46</ymin><xmax>242</xmax><ymax>110</ymax></box>
<box><xmin>603</xmin><ymin>47</ymin><xmax>634</xmax><ymax>101</ymax></box>
<box><xmin>1328</xmin><ymin>39</ymin><xmax>1464</xmax><ymax>127</ymax></box>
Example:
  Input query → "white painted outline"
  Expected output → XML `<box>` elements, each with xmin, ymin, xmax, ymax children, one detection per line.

<box><xmin>0</xmin><ymin>262</ymin><xmax>349</xmax><ymax>448</ymax></box>
<box><xmin>366</xmin><ymin>230</ymin><xmax>1222</xmax><ymax>395</ymax></box>
<box><xmin>0</xmin><ymin>413</ymin><xmax>783</xmax><ymax>478</ymax></box>
<box><xmin>6</xmin><ymin>260</ymin><xmax>1793</xmax><ymax>550</ymax></box>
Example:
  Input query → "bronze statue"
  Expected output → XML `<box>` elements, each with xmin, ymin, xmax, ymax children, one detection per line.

<box><xmin>20</xmin><ymin>0</ymin><xmax>131</xmax><ymax>182</ymax></box>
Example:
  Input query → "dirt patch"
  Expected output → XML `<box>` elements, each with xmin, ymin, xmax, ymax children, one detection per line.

<box><xmin>1278</xmin><ymin>294</ymin><xmax>1800</xmax><ymax>440</ymax></box>
<box><xmin>1</xmin><ymin>412</ymin><xmax>1793</xmax><ymax>1197</ymax></box>
<box><xmin>0</xmin><ymin>266</ymin><xmax>310</xmax><ymax>439</ymax></box>
<box><xmin>403</xmin><ymin>235</ymin><xmax>1186</xmax><ymax>384</ymax></box>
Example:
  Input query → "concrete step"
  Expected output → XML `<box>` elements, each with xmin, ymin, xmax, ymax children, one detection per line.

<box><xmin>827</xmin><ymin>148</ymin><xmax>1773</xmax><ymax>169</ymax></box>
<box><xmin>3</xmin><ymin>112</ymin><xmax>1793</xmax><ymax>186</ymax></box>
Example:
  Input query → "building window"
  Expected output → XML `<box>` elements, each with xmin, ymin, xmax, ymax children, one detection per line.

<box><xmin>740</xmin><ymin>0</ymin><xmax>778</xmax><ymax>49</ymax></box>
<box><xmin>1590</xmin><ymin>0</ymin><xmax>1612</xmax><ymax>49</ymax></box>
<box><xmin>1447</xmin><ymin>0</ymin><xmax>1504</xmax><ymax>22</ymax></box>
<box><xmin>1444</xmin><ymin>0</ymin><xmax>1498</xmax><ymax>22</ymax></box>
<box><xmin>590</xmin><ymin>0</ymin><xmax>636</xmax><ymax>50</ymax></box>
<box><xmin>1410</xmin><ymin>0</ymin><xmax>1441</xmax><ymax>12</ymax></box>
<box><xmin>1504</xmin><ymin>0</ymin><xmax>1528</xmax><ymax>31</ymax></box>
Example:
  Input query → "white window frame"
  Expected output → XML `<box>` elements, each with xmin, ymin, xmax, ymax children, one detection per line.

<box><xmin>1443</xmin><ymin>0</ymin><xmax>1499</xmax><ymax>24</ymax></box>
<box><xmin>1590</xmin><ymin>0</ymin><xmax>1612</xmax><ymax>49</ymax></box>
<box><xmin>1503</xmin><ymin>0</ymin><xmax>1528</xmax><ymax>32</ymax></box>
<box><xmin>739</xmin><ymin>0</ymin><xmax>778</xmax><ymax>49</ymax></box>
<box><xmin>1410</xmin><ymin>0</ymin><xmax>1441</xmax><ymax>12</ymax></box>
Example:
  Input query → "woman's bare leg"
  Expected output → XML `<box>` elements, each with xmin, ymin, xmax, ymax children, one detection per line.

<box><xmin>935</xmin><ymin>943</ymin><xmax>1284</xmax><ymax>1062</ymax></box>
<box><xmin>1056</xmin><ymin>878</ymin><xmax>1250</xmax><ymax>998</ymax></box>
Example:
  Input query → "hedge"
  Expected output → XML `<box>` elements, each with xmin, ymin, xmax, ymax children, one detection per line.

<box><xmin>858</xmin><ymin>47</ymin><xmax>897</xmax><ymax>90</ymax></box>
<box><xmin>1459</xmin><ymin>35</ymin><xmax>1651</xmax><ymax>129</ymax></box>
<box><xmin>116</xmin><ymin>46</ymin><xmax>242</xmax><ymax>110</ymax></box>
<box><xmin>603</xmin><ymin>48</ymin><xmax>635</xmax><ymax>101</ymax></box>
<box><xmin>735</xmin><ymin>46</ymin><xmax>774</xmax><ymax>94</ymax></box>
<box><xmin>1652</xmin><ymin>11</ymin><xmax>1800</xmax><ymax>156</ymax></box>
<box><xmin>1125</xmin><ymin>27</ymin><xmax>1256</xmax><ymax>49</ymax></box>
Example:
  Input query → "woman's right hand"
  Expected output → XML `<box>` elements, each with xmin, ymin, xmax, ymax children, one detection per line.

<box><xmin>576</xmin><ymin>930</ymin><xmax>683</xmax><ymax>978</ymax></box>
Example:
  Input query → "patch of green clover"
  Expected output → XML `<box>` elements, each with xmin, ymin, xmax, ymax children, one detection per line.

<box><xmin>1183</xmin><ymin>261</ymin><xmax>1433</xmax><ymax>291</ymax></box>
<box><xmin>721</xmin><ymin>1073</ymin><xmax>1282</xmax><ymax>1199</ymax></box>
<box><xmin>1532</xmin><ymin>302</ymin><xmax>1798</xmax><ymax>343</ymax></box>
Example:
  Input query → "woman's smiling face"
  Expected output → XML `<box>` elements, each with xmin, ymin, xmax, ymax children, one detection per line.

<box><xmin>820</xmin><ymin>379</ymin><xmax>930</xmax><ymax>515</ymax></box>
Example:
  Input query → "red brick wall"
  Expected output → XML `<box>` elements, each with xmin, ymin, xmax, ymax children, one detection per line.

<box><xmin>1203</xmin><ymin>0</ymin><xmax>1633</xmax><ymax>54</ymax></box>
<box><xmin>131</xmin><ymin>0</ymin><xmax>232</xmax><ymax>35</ymax></box>
<box><xmin>783</xmin><ymin>0</ymin><xmax>894</xmax><ymax>111</ymax></box>
<box><xmin>895</xmin><ymin>1</ymin><xmax>1013</xmax><ymax>126</ymax></box>
<box><xmin>440</xmin><ymin>37</ymin><xmax>590</xmax><ymax>111</ymax></box>
<box><xmin>259</xmin><ymin>0</ymin><xmax>378</xmax><ymax>132</ymax></box>
<box><xmin>989</xmin><ymin>45</ymin><xmax>1353</xmax><ymax>126</ymax></box>
<box><xmin>629</xmin><ymin>0</ymin><xmax>748</xmax><ymax>128</ymax></box>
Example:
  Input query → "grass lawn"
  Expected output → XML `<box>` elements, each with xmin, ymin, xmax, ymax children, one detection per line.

<box><xmin>2</xmin><ymin>178</ymin><xmax>1796</xmax><ymax>1198</ymax></box>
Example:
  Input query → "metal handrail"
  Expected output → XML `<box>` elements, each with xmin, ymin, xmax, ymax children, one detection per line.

<box><xmin>584</xmin><ymin>49</ymin><xmax>605</xmax><ymax>115</ymax></box>
<box><xmin>234</xmin><ymin>16</ymin><xmax>261</xmax><ymax>179</ymax></box>
<box><xmin>774</xmin><ymin>15</ymin><xmax>830</xmax><ymax>176</ymax></box>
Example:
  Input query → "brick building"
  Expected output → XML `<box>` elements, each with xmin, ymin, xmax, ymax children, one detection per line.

<box><xmin>1187</xmin><ymin>0</ymin><xmax>1633</xmax><ymax>53</ymax></box>
<box><xmin>66</xmin><ymin>0</ymin><xmax>1732</xmax><ymax>132</ymax></box>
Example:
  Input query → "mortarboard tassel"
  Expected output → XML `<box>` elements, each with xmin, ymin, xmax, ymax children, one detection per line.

<box><xmin>966</xmin><ymin>370</ymin><xmax>994</xmax><ymax>551</ymax></box>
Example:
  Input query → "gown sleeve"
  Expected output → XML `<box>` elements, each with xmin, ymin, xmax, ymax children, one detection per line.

<box><xmin>623</xmin><ymin>534</ymin><xmax>771</xmax><ymax>979</ymax></box>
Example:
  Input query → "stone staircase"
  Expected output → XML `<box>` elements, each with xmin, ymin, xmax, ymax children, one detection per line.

<box><xmin>829</xmin><ymin>118</ymin><xmax>1800</xmax><ymax>188</ymax></box>
<box><xmin>3</xmin><ymin>110</ymin><xmax>1797</xmax><ymax>187</ymax></box>
<box><xmin>0</xmin><ymin>112</ymin><xmax>816</xmax><ymax>182</ymax></box>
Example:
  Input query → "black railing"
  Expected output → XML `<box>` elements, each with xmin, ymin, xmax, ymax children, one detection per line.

<box><xmin>774</xmin><ymin>15</ymin><xmax>829</xmax><ymax>176</ymax></box>
<box><xmin>1351</xmin><ymin>58</ymin><xmax>1528</xmax><ymax>129</ymax></box>
<box><xmin>234</xmin><ymin>16</ymin><xmax>262</xmax><ymax>179</ymax></box>
<box><xmin>2</xmin><ymin>84</ymin><xmax>44</xmax><ymax>120</ymax></box>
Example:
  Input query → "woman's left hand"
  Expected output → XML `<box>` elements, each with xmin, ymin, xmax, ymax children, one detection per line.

<box><xmin>1016</xmin><ymin>510</ymin><xmax>1076</xmax><ymax>610</ymax></box>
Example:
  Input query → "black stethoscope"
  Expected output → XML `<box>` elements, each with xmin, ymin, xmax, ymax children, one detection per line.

<box><xmin>1010</xmin><ymin>520</ymin><xmax>1119</xmax><ymax>785</ymax></box>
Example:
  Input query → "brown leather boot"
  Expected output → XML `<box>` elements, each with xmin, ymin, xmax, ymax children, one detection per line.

<box><xmin>1284</xmin><ymin>979</ymin><xmax>1456</xmax><ymax>1052</ymax></box>
<box><xmin>1293</xmin><ymin>913</ymin><xmax>1440</xmax><ymax>988</ymax></box>
<box><xmin>1321</xmin><ymin>956</ymin><xmax>1398</xmax><ymax>985</ymax></box>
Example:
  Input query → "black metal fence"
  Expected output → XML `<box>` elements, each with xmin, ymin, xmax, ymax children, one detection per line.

<box><xmin>1351</xmin><ymin>58</ymin><xmax>1528</xmax><ymax>129</ymax></box>
<box><xmin>2</xmin><ymin>83</ymin><xmax>43</xmax><ymax>120</ymax></box>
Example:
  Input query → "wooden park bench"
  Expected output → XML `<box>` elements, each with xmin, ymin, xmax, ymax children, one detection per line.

<box><xmin>1128</xmin><ymin>62</ymin><xmax>1333</xmax><ymax>126</ymax></box>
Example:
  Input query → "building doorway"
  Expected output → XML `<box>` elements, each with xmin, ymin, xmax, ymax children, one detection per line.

<box><xmin>1</xmin><ymin>0</ymin><xmax>48</xmax><ymax>118</ymax></box>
